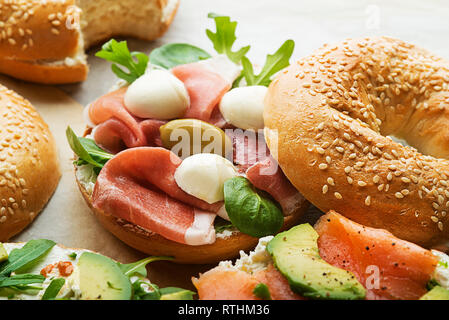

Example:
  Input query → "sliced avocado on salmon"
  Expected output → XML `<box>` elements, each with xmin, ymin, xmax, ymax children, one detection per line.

<box><xmin>0</xmin><ymin>243</ymin><xmax>7</xmax><ymax>263</ymax></box>
<box><xmin>420</xmin><ymin>286</ymin><xmax>449</xmax><ymax>300</ymax></box>
<box><xmin>267</xmin><ymin>223</ymin><xmax>366</xmax><ymax>300</ymax></box>
<box><xmin>78</xmin><ymin>252</ymin><xmax>132</xmax><ymax>300</ymax></box>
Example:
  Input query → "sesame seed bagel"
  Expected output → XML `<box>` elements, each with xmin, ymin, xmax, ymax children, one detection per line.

<box><xmin>0</xmin><ymin>84</ymin><xmax>60</xmax><ymax>241</ymax></box>
<box><xmin>75</xmin><ymin>164</ymin><xmax>309</xmax><ymax>264</ymax></box>
<box><xmin>264</xmin><ymin>36</ymin><xmax>449</xmax><ymax>249</ymax></box>
<box><xmin>0</xmin><ymin>0</ymin><xmax>179</xmax><ymax>84</ymax></box>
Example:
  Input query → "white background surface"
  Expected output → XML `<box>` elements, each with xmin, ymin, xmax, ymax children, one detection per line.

<box><xmin>7</xmin><ymin>0</ymin><xmax>449</xmax><ymax>289</ymax></box>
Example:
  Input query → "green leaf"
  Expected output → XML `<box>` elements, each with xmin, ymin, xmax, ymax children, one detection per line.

<box><xmin>150</xmin><ymin>43</ymin><xmax>211</xmax><ymax>69</ymax></box>
<box><xmin>132</xmin><ymin>280</ymin><xmax>161</xmax><ymax>300</ymax></box>
<box><xmin>0</xmin><ymin>274</ymin><xmax>45</xmax><ymax>288</ymax></box>
<box><xmin>253</xmin><ymin>283</ymin><xmax>271</xmax><ymax>300</ymax></box>
<box><xmin>96</xmin><ymin>39</ymin><xmax>149</xmax><ymax>83</ymax></box>
<box><xmin>242</xmin><ymin>39</ymin><xmax>295</xmax><ymax>86</ymax></box>
<box><xmin>159</xmin><ymin>287</ymin><xmax>195</xmax><ymax>300</ymax></box>
<box><xmin>117</xmin><ymin>256</ymin><xmax>174</xmax><ymax>278</ymax></box>
<box><xmin>206</xmin><ymin>13</ymin><xmax>250</xmax><ymax>63</ymax></box>
<box><xmin>224</xmin><ymin>177</ymin><xmax>283</xmax><ymax>237</ymax></box>
<box><xmin>41</xmin><ymin>278</ymin><xmax>65</xmax><ymax>300</ymax></box>
<box><xmin>0</xmin><ymin>240</ymin><xmax>56</xmax><ymax>276</ymax></box>
<box><xmin>66</xmin><ymin>126</ymin><xmax>113</xmax><ymax>169</ymax></box>
<box><xmin>214</xmin><ymin>217</ymin><xmax>234</xmax><ymax>233</ymax></box>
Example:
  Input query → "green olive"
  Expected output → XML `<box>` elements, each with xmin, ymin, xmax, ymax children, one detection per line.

<box><xmin>160</xmin><ymin>119</ymin><xmax>232</xmax><ymax>158</ymax></box>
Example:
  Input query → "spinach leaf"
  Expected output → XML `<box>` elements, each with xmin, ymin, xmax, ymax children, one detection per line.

<box><xmin>117</xmin><ymin>256</ymin><xmax>174</xmax><ymax>278</ymax></box>
<box><xmin>253</xmin><ymin>283</ymin><xmax>271</xmax><ymax>300</ymax></box>
<box><xmin>0</xmin><ymin>274</ymin><xmax>45</xmax><ymax>288</ymax></box>
<box><xmin>41</xmin><ymin>278</ymin><xmax>65</xmax><ymax>300</ymax></box>
<box><xmin>66</xmin><ymin>126</ymin><xmax>113</xmax><ymax>169</ymax></box>
<box><xmin>0</xmin><ymin>240</ymin><xmax>55</xmax><ymax>276</ymax></box>
<box><xmin>96</xmin><ymin>39</ymin><xmax>149</xmax><ymax>83</ymax></box>
<box><xmin>150</xmin><ymin>43</ymin><xmax>211</xmax><ymax>69</ymax></box>
<box><xmin>224</xmin><ymin>177</ymin><xmax>283</xmax><ymax>237</ymax></box>
<box><xmin>242</xmin><ymin>39</ymin><xmax>295</xmax><ymax>86</ymax></box>
<box><xmin>206</xmin><ymin>13</ymin><xmax>250</xmax><ymax>64</ymax></box>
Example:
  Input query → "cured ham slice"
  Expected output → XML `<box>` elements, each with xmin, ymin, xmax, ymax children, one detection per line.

<box><xmin>87</xmin><ymin>88</ymin><xmax>166</xmax><ymax>153</ymax></box>
<box><xmin>227</xmin><ymin>129</ymin><xmax>304</xmax><ymax>216</ymax></box>
<box><xmin>172</xmin><ymin>55</ymin><xmax>240</xmax><ymax>123</ymax></box>
<box><xmin>92</xmin><ymin>147</ymin><xmax>219</xmax><ymax>245</ymax></box>
<box><xmin>246</xmin><ymin>156</ymin><xmax>305</xmax><ymax>216</ymax></box>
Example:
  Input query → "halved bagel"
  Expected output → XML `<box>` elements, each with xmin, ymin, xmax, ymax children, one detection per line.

<box><xmin>75</xmin><ymin>165</ymin><xmax>309</xmax><ymax>264</ymax></box>
<box><xmin>265</xmin><ymin>36</ymin><xmax>449</xmax><ymax>248</ymax></box>
<box><xmin>0</xmin><ymin>0</ymin><xmax>179</xmax><ymax>84</ymax></box>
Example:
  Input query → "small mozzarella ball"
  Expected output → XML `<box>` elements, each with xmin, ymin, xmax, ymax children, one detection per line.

<box><xmin>124</xmin><ymin>70</ymin><xmax>189</xmax><ymax>120</ymax></box>
<box><xmin>174</xmin><ymin>153</ymin><xmax>238</xmax><ymax>204</ymax></box>
<box><xmin>219</xmin><ymin>86</ymin><xmax>268</xmax><ymax>130</ymax></box>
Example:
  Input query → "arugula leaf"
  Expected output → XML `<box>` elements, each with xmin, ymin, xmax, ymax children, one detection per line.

<box><xmin>132</xmin><ymin>280</ymin><xmax>161</xmax><ymax>300</ymax></box>
<box><xmin>96</xmin><ymin>39</ymin><xmax>149</xmax><ymax>83</ymax></box>
<box><xmin>224</xmin><ymin>177</ymin><xmax>283</xmax><ymax>238</ymax></box>
<box><xmin>68</xmin><ymin>252</ymin><xmax>77</xmax><ymax>260</ymax></box>
<box><xmin>253</xmin><ymin>283</ymin><xmax>271</xmax><ymax>300</ymax></box>
<box><xmin>159</xmin><ymin>287</ymin><xmax>195</xmax><ymax>300</ymax></box>
<box><xmin>206</xmin><ymin>13</ymin><xmax>250</xmax><ymax>63</ymax></box>
<box><xmin>0</xmin><ymin>274</ymin><xmax>45</xmax><ymax>288</ymax></box>
<box><xmin>41</xmin><ymin>278</ymin><xmax>65</xmax><ymax>300</ymax></box>
<box><xmin>0</xmin><ymin>240</ymin><xmax>55</xmax><ymax>276</ymax></box>
<box><xmin>117</xmin><ymin>256</ymin><xmax>174</xmax><ymax>278</ymax></box>
<box><xmin>66</xmin><ymin>126</ymin><xmax>113</xmax><ymax>169</ymax></box>
<box><xmin>150</xmin><ymin>43</ymin><xmax>211</xmax><ymax>69</ymax></box>
<box><xmin>242</xmin><ymin>39</ymin><xmax>295</xmax><ymax>86</ymax></box>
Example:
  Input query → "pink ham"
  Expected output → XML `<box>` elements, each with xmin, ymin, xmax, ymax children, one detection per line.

<box><xmin>227</xmin><ymin>129</ymin><xmax>304</xmax><ymax>216</ymax></box>
<box><xmin>88</xmin><ymin>88</ymin><xmax>165</xmax><ymax>153</ymax></box>
<box><xmin>92</xmin><ymin>147</ymin><xmax>220</xmax><ymax>245</ymax></box>
<box><xmin>172</xmin><ymin>62</ymin><xmax>231</xmax><ymax>122</ymax></box>
<box><xmin>246</xmin><ymin>156</ymin><xmax>305</xmax><ymax>216</ymax></box>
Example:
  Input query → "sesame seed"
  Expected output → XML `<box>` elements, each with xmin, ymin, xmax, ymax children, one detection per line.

<box><xmin>322</xmin><ymin>185</ymin><xmax>328</xmax><ymax>194</ymax></box>
<box><xmin>365</xmin><ymin>196</ymin><xmax>371</xmax><ymax>206</ymax></box>
<box><xmin>334</xmin><ymin>192</ymin><xmax>342</xmax><ymax>199</ymax></box>
<box><xmin>395</xmin><ymin>192</ymin><xmax>404</xmax><ymax>199</ymax></box>
<box><xmin>319</xmin><ymin>163</ymin><xmax>328</xmax><ymax>170</ymax></box>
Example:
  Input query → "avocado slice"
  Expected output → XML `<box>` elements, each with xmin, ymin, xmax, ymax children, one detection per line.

<box><xmin>0</xmin><ymin>243</ymin><xmax>7</xmax><ymax>263</ymax></box>
<box><xmin>267</xmin><ymin>224</ymin><xmax>366</xmax><ymax>300</ymax></box>
<box><xmin>78</xmin><ymin>252</ymin><xmax>132</xmax><ymax>300</ymax></box>
<box><xmin>420</xmin><ymin>286</ymin><xmax>449</xmax><ymax>300</ymax></box>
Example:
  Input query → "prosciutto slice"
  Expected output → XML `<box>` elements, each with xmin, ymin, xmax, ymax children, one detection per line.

<box><xmin>92</xmin><ymin>147</ymin><xmax>219</xmax><ymax>245</ymax></box>
<box><xmin>246</xmin><ymin>156</ymin><xmax>306</xmax><ymax>216</ymax></box>
<box><xmin>227</xmin><ymin>129</ymin><xmax>305</xmax><ymax>216</ymax></box>
<box><xmin>88</xmin><ymin>88</ymin><xmax>165</xmax><ymax>153</ymax></box>
<box><xmin>171</xmin><ymin>56</ymin><xmax>240</xmax><ymax>123</ymax></box>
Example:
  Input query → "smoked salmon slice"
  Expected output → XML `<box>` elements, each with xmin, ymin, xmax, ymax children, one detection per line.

<box><xmin>92</xmin><ymin>147</ymin><xmax>220</xmax><ymax>245</ymax></box>
<box><xmin>315</xmin><ymin>211</ymin><xmax>439</xmax><ymax>300</ymax></box>
<box><xmin>193</xmin><ymin>264</ymin><xmax>303</xmax><ymax>300</ymax></box>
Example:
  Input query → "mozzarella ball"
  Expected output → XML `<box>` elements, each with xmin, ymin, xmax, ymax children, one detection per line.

<box><xmin>124</xmin><ymin>70</ymin><xmax>189</xmax><ymax>120</ymax></box>
<box><xmin>174</xmin><ymin>153</ymin><xmax>238</xmax><ymax>204</ymax></box>
<box><xmin>219</xmin><ymin>86</ymin><xmax>268</xmax><ymax>130</ymax></box>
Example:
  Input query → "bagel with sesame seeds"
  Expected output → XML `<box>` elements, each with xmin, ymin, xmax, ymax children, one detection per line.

<box><xmin>264</xmin><ymin>36</ymin><xmax>449</xmax><ymax>249</ymax></box>
<box><xmin>0</xmin><ymin>0</ymin><xmax>179</xmax><ymax>84</ymax></box>
<box><xmin>0</xmin><ymin>84</ymin><xmax>60</xmax><ymax>241</ymax></box>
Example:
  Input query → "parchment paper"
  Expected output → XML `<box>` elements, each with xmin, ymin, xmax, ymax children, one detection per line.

<box><xmin>1</xmin><ymin>0</ymin><xmax>448</xmax><ymax>291</ymax></box>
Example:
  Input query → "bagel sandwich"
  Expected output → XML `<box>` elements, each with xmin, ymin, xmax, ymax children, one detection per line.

<box><xmin>265</xmin><ymin>36</ymin><xmax>449</xmax><ymax>249</ymax></box>
<box><xmin>0</xmin><ymin>239</ymin><xmax>194</xmax><ymax>300</ymax></box>
<box><xmin>193</xmin><ymin>211</ymin><xmax>449</xmax><ymax>300</ymax></box>
<box><xmin>67</xmin><ymin>14</ymin><xmax>309</xmax><ymax>264</ymax></box>
<box><xmin>0</xmin><ymin>0</ymin><xmax>179</xmax><ymax>84</ymax></box>
<box><xmin>0</xmin><ymin>84</ymin><xmax>60</xmax><ymax>242</ymax></box>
